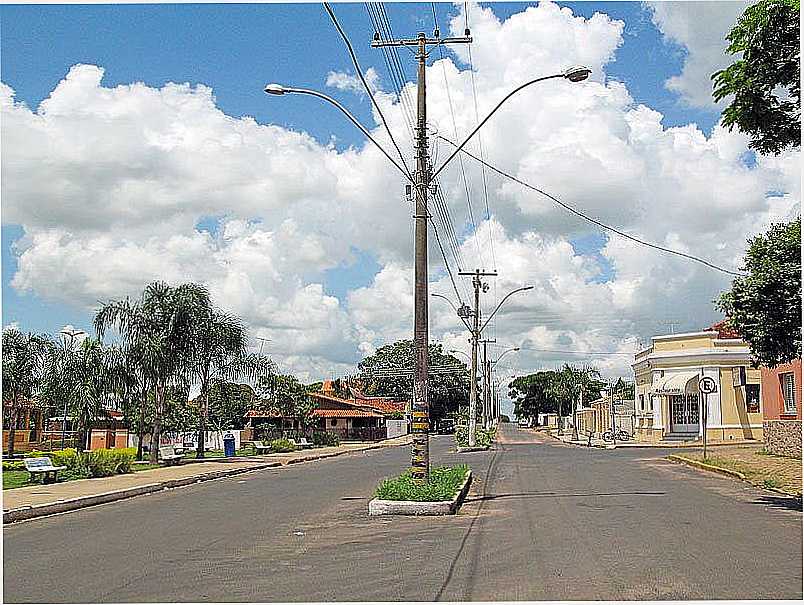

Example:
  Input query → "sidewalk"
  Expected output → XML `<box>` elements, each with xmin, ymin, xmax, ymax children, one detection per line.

<box><xmin>546</xmin><ymin>430</ymin><xmax>760</xmax><ymax>449</ymax></box>
<box><xmin>3</xmin><ymin>435</ymin><xmax>411</xmax><ymax>523</ymax></box>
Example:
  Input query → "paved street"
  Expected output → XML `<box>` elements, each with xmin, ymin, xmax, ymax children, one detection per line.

<box><xmin>4</xmin><ymin>425</ymin><xmax>801</xmax><ymax>602</ymax></box>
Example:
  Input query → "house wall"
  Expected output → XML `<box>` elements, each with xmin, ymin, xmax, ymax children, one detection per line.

<box><xmin>716</xmin><ymin>368</ymin><xmax>763</xmax><ymax>441</ymax></box>
<box><xmin>653</xmin><ymin>334</ymin><xmax>714</xmax><ymax>352</ymax></box>
<box><xmin>761</xmin><ymin>359</ymin><xmax>802</xmax><ymax>421</ymax></box>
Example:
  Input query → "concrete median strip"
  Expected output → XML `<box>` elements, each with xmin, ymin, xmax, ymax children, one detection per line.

<box><xmin>367</xmin><ymin>470</ymin><xmax>473</xmax><ymax>516</ymax></box>
<box><xmin>3</xmin><ymin>436</ymin><xmax>411</xmax><ymax>524</ymax></box>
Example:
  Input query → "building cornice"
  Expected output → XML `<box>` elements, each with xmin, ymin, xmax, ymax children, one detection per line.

<box><xmin>652</xmin><ymin>331</ymin><xmax>718</xmax><ymax>342</ymax></box>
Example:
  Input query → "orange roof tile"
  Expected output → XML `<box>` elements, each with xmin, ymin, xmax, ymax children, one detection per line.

<box><xmin>312</xmin><ymin>408</ymin><xmax>383</xmax><ymax>418</ymax></box>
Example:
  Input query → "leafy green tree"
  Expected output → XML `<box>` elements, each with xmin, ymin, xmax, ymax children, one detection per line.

<box><xmin>357</xmin><ymin>340</ymin><xmax>469</xmax><ymax>421</ymax></box>
<box><xmin>717</xmin><ymin>218</ymin><xmax>802</xmax><ymax>366</ymax></box>
<box><xmin>712</xmin><ymin>0</ymin><xmax>800</xmax><ymax>154</ymax></box>
<box><xmin>95</xmin><ymin>281</ymin><xmax>212</xmax><ymax>463</ymax></box>
<box><xmin>2</xmin><ymin>328</ymin><xmax>55</xmax><ymax>457</ymax></box>
<box><xmin>256</xmin><ymin>374</ymin><xmax>316</xmax><ymax>424</ymax></box>
<box><xmin>509</xmin><ymin>371</ymin><xmax>559</xmax><ymax>423</ymax></box>
<box><xmin>41</xmin><ymin>337</ymin><xmax>120</xmax><ymax>452</ymax></box>
<box><xmin>205</xmin><ymin>381</ymin><xmax>258</xmax><ymax>429</ymax></box>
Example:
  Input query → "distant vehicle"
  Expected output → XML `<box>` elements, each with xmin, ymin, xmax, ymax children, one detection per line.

<box><xmin>517</xmin><ymin>418</ymin><xmax>531</xmax><ymax>428</ymax></box>
<box><xmin>435</xmin><ymin>419</ymin><xmax>456</xmax><ymax>434</ymax></box>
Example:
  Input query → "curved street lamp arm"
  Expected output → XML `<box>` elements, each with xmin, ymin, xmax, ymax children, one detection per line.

<box><xmin>492</xmin><ymin>346</ymin><xmax>520</xmax><ymax>368</ymax></box>
<box><xmin>431</xmin><ymin>293</ymin><xmax>473</xmax><ymax>332</ymax></box>
<box><xmin>480</xmin><ymin>286</ymin><xmax>533</xmax><ymax>334</ymax></box>
<box><xmin>281</xmin><ymin>87</ymin><xmax>414</xmax><ymax>183</ymax></box>
<box><xmin>430</xmin><ymin>73</ymin><xmax>563</xmax><ymax>180</ymax></box>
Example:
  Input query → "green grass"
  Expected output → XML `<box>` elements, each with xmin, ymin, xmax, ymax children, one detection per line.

<box><xmin>374</xmin><ymin>464</ymin><xmax>469</xmax><ymax>502</ymax></box>
<box><xmin>3</xmin><ymin>470</ymin><xmax>33</xmax><ymax>490</ymax></box>
<box><xmin>763</xmin><ymin>477</ymin><xmax>783</xmax><ymax>489</ymax></box>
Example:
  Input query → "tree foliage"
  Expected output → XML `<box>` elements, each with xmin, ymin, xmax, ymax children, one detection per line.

<box><xmin>509</xmin><ymin>364</ymin><xmax>605</xmax><ymax>425</ymax></box>
<box><xmin>717</xmin><ymin>218</ymin><xmax>802</xmax><ymax>367</ymax></box>
<box><xmin>357</xmin><ymin>340</ymin><xmax>469</xmax><ymax>421</ymax></box>
<box><xmin>712</xmin><ymin>0</ymin><xmax>800</xmax><ymax>154</ymax></box>
<box><xmin>2</xmin><ymin>328</ymin><xmax>55</xmax><ymax>456</ymax></box>
<box><xmin>256</xmin><ymin>374</ymin><xmax>316</xmax><ymax>423</ymax></box>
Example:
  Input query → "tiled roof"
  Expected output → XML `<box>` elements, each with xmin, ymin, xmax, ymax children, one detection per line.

<box><xmin>356</xmin><ymin>398</ymin><xmax>406</xmax><ymax>414</ymax></box>
<box><xmin>244</xmin><ymin>409</ymin><xmax>283</xmax><ymax>418</ymax></box>
<box><xmin>312</xmin><ymin>408</ymin><xmax>383</xmax><ymax>418</ymax></box>
<box><xmin>708</xmin><ymin>320</ymin><xmax>741</xmax><ymax>339</ymax></box>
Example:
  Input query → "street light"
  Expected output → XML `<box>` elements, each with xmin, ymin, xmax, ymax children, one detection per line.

<box><xmin>264</xmin><ymin>84</ymin><xmax>413</xmax><ymax>182</ymax></box>
<box><xmin>59</xmin><ymin>328</ymin><xmax>87</xmax><ymax>449</ymax></box>
<box><xmin>449</xmin><ymin>349</ymin><xmax>471</xmax><ymax>363</ymax></box>
<box><xmin>491</xmin><ymin>347</ymin><xmax>520</xmax><ymax>369</ymax></box>
<box><xmin>479</xmin><ymin>286</ymin><xmax>533</xmax><ymax>334</ymax></box>
<box><xmin>431</xmin><ymin>293</ymin><xmax>473</xmax><ymax>332</ymax></box>
<box><xmin>431</xmin><ymin>67</ymin><xmax>591</xmax><ymax>180</ymax></box>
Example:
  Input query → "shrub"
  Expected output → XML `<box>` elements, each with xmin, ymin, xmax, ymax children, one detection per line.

<box><xmin>3</xmin><ymin>461</ymin><xmax>25</xmax><ymax>471</ymax></box>
<box><xmin>23</xmin><ymin>448</ymin><xmax>81</xmax><ymax>470</ymax></box>
<box><xmin>455</xmin><ymin>425</ymin><xmax>495</xmax><ymax>448</ymax></box>
<box><xmin>311</xmin><ymin>431</ymin><xmax>340</xmax><ymax>447</ymax></box>
<box><xmin>374</xmin><ymin>465</ymin><xmax>469</xmax><ymax>502</ymax></box>
<box><xmin>269</xmin><ymin>438</ymin><xmax>296</xmax><ymax>453</ymax></box>
<box><xmin>83</xmin><ymin>448</ymin><xmax>136</xmax><ymax>477</ymax></box>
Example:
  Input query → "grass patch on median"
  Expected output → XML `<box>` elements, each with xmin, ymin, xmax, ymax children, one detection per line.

<box><xmin>374</xmin><ymin>464</ymin><xmax>469</xmax><ymax>502</ymax></box>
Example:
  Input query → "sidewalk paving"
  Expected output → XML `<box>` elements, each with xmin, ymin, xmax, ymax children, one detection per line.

<box><xmin>675</xmin><ymin>446</ymin><xmax>802</xmax><ymax>496</ymax></box>
<box><xmin>2</xmin><ymin>435</ymin><xmax>411</xmax><ymax>522</ymax></box>
<box><xmin>546</xmin><ymin>429</ymin><xmax>761</xmax><ymax>449</ymax></box>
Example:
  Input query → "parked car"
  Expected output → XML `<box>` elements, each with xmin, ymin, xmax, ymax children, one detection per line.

<box><xmin>435</xmin><ymin>419</ymin><xmax>456</xmax><ymax>434</ymax></box>
<box><xmin>517</xmin><ymin>418</ymin><xmax>531</xmax><ymax>428</ymax></box>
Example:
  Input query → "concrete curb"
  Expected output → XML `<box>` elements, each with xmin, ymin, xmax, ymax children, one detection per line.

<box><xmin>367</xmin><ymin>470</ymin><xmax>473</xmax><ymax>516</ymax></box>
<box><xmin>668</xmin><ymin>454</ymin><xmax>803</xmax><ymax>499</ymax></box>
<box><xmin>456</xmin><ymin>445</ymin><xmax>489</xmax><ymax>453</ymax></box>
<box><xmin>667</xmin><ymin>455</ymin><xmax>746</xmax><ymax>480</ymax></box>
<box><xmin>3</xmin><ymin>438</ymin><xmax>410</xmax><ymax>524</ymax></box>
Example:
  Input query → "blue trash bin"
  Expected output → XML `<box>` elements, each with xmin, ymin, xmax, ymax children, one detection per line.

<box><xmin>223</xmin><ymin>432</ymin><xmax>236</xmax><ymax>457</ymax></box>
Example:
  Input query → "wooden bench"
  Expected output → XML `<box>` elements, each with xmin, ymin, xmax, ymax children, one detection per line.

<box><xmin>24</xmin><ymin>457</ymin><xmax>66</xmax><ymax>483</ymax></box>
<box><xmin>159</xmin><ymin>446</ymin><xmax>184</xmax><ymax>466</ymax></box>
<box><xmin>296</xmin><ymin>438</ymin><xmax>313</xmax><ymax>449</ymax></box>
<box><xmin>253</xmin><ymin>442</ymin><xmax>272</xmax><ymax>455</ymax></box>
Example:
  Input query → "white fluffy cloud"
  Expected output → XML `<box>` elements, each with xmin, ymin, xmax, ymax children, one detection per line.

<box><xmin>647</xmin><ymin>1</ymin><xmax>750</xmax><ymax>108</ymax></box>
<box><xmin>2</xmin><ymin>2</ymin><xmax>799</xmax><ymax>398</ymax></box>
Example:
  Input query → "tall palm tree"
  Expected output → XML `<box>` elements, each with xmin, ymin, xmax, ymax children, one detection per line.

<box><xmin>2</xmin><ymin>328</ymin><xmax>54</xmax><ymax>457</ymax></box>
<box><xmin>42</xmin><ymin>337</ymin><xmax>119</xmax><ymax>451</ymax></box>
<box><xmin>190</xmin><ymin>308</ymin><xmax>275</xmax><ymax>458</ymax></box>
<box><xmin>96</xmin><ymin>281</ymin><xmax>211</xmax><ymax>463</ymax></box>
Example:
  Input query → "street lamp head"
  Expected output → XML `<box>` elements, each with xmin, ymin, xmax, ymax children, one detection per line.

<box><xmin>563</xmin><ymin>65</ymin><xmax>592</xmax><ymax>83</ymax></box>
<box><xmin>264</xmin><ymin>83</ymin><xmax>287</xmax><ymax>96</ymax></box>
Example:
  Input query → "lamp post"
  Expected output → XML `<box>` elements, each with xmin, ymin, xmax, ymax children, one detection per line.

<box><xmin>59</xmin><ymin>328</ymin><xmax>86</xmax><ymax>449</ymax></box>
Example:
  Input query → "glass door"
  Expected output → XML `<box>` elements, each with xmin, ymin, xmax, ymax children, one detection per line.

<box><xmin>670</xmin><ymin>394</ymin><xmax>699</xmax><ymax>433</ymax></box>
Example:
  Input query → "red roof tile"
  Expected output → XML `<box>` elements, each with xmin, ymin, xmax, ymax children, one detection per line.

<box><xmin>312</xmin><ymin>408</ymin><xmax>383</xmax><ymax>418</ymax></box>
<box><xmin>708</xmin><ymin>320</ymin><xmax>741</xmax><ymax>339</ymax></box>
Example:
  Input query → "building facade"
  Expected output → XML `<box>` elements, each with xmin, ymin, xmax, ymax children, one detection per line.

<box><xmin>632</xmin><ymin>326</ymin><xmax>763</xmax><ymax>443</ymax></box>
<box><xmin>761</xmin><ymin>359</ymin><xmax>801</xmax><ymax>458</ymax></box>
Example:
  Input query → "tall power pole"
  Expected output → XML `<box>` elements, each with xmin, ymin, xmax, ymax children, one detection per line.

<box><xmin>372</xmin><ymin>30</ymin><xmax>471</xmax><ymax>482</ymax></box>
<box><xmin>480</xmin><ymin>338</ymin><xmax>496</xmax><ymax>428</ymax></box>
<box><xmin>458</xmin><ymin>269</ymin><xmax>496</xmax><ymax>446</ymax></box>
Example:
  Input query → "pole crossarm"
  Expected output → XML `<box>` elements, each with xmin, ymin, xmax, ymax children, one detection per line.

<box><xmin>371</xmin><ymin>36</ymin><xmax>472</xmax><ymax>48</ymax></box>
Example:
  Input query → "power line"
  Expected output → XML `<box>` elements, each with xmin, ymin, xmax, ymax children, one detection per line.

<box><xmin>437</xmin><ymin>135</ymin><xmax>744</xmax><ymax>277</ymax></box>
<box><xmin>324</xmin><ymin>2</ymin><xmax>412</xmax><ymax>180</ymax></box>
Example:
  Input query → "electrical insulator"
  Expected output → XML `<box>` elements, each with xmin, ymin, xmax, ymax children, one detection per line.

<box><xmin>405</xmin><ymin>184</ymin><xmax>413</xmax><ymax>200</ymax></box>
<box><xmin>373</xmin><ymin>32</ymin><xmax>380</xmax><ymax>41</ymax></box>
<box><xmin>433</xmin><ymin>28</ymin><xmax>440</xmax><ymax>38</ymax></box>
<box><xmin>464</xmin><ymin>28</ymin><xmax>471</xmax><ymax>36</ymax></box>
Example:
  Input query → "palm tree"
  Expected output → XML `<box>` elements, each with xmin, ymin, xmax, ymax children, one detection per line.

<box><xmin>42</xmin><ymin>337</ymin><xmax>119</xmax><ymax>451</ymax></box>
<box><xmin>2</xmin><ymin>328</ymin><xmax>54</xmax><ymax>457</ymax></box>
<box><xmin>190</xmin><ymin>308</ymin><xmax>275</xmax><ymax>458</ymax></box>
<box><xmin>96</xmin><ymin>281</ymin><xmax>212</xmax><ymax>463</ymax></box>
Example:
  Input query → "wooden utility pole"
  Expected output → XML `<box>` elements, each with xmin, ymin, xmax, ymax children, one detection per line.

<box><xmin>372</xmin><ymin>30</ymin><xmax>471</xmax><ymax>482</ymax></box>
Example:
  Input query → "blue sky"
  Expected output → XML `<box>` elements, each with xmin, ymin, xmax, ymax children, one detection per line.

<box><xmin>1</xmin><ymin>1</ymin><xmax>723</xmax><ymax>338</ymax></box>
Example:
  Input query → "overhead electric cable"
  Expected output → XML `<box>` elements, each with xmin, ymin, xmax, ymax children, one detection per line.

<box><xmin>324</xmin><ymin>2</ymin><xmax>412</xmax><ymax>180</ymax></box>
<box><xmin>437</xmin><ymin>135</ymin><xmax>744</xmax><ymax>277</ymax></box>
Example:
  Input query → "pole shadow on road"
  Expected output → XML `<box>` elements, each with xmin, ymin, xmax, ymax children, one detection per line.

<box><xmin>464</xmin><ymin>490</ymin><xmax>666</xmax><ymax>503</ymax></box>
<box><xmin>751</xmin><ymin>494</ymin><xmax>803</xmax><ymax>512</ymax></box>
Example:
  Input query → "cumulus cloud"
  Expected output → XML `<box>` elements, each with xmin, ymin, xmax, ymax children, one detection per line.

<box><xmin>647</xmin><ymin>1</ymin><xmax>750</xmax><ymax>108</ymax></box>
<box><xmin>1</xmin><ymin>2</ymin><xmax>799</xmax><ymax>406</ymax></box>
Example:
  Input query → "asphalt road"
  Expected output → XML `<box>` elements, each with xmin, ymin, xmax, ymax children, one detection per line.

<box><xmin>4</xmin><ymin>425</ymin><xmax>802</xmax><ymax>601</ymax></box>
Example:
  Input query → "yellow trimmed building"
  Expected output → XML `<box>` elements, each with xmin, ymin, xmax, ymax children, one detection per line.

<box><xmin>632</xmin><ymin>322</ymin><xmax>763</xmax><ymax>444</ymax></box>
